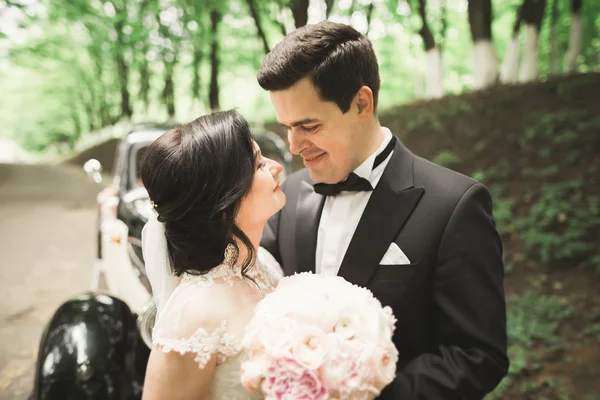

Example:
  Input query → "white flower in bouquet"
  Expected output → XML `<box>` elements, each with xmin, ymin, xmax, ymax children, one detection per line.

<box><xmin>241</xmin><ymin>273</ymin><xmax>398</xmax><ymax>400</ymax></box>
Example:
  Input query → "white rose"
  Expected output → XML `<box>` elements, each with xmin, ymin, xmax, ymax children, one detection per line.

<box><xmin>363</xmin><ymin>344</ymin><xmax>398</xmax><ymax>388</ymax></box>
<box><xmin>258</xmin><ymin>317</ymin><xmax>298</xmax><ymax>357</ymax></box>
<box><xmin>291</xmin><ymin>325</ymin><xmax>327</xmax><ymax>369</ymax></box>
<box><xmin>240</xmin><ymin>357</ymin><xmax>268</xmax><ymax>392</ymax></box>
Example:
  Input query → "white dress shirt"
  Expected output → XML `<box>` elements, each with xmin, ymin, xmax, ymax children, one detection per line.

<box><xmin>315</xmin><ymin>128</ymin><xmax>394</xmax><ymax>276</ymax></box>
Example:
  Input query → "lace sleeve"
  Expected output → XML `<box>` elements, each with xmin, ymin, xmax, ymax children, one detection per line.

<box><xmin>154</xmin><ymin>320</ymin><xmax>242</xmax><ymax>368</ymax></box>
<box><xmin>151</xmin><ymin>278</ymin><xmax>245</xmax><ymax>369</ymax></box>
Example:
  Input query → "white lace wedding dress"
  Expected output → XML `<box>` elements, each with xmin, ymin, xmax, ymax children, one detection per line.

<box><xmin>151</xmin><ymin>247</ymin><xmax>283</xmax><ymax>400</ymax></box>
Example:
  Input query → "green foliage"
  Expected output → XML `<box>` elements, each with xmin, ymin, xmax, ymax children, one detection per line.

<box><xmin>490</xmin><ymin>291</ymin><xmax>574</xmax><ymax>398</ymax></box>
<box><xmin>439</xmin><ymin>99</ymin><xmax>474</xmax><ymax>117</ymax></box>
<box><xmin>508</xmin><ymin>291</ymin><xmax>573</xmax><ymax>350</ymax></box>
<box><xmin>512</xmin><ymin>181</ymin><xmax>600</xmax><ymax>263</ymax></box>
<box><xmin>520</xmin><ymin>110</ymin><xmax>587</xmax><ymax>147</ymax></box>
<box><xmin>471</xmin><ymin>170</ymin><xmax>486</xmax><ymax>182</ymax></box>
<box><xmin>403</xmin><ymin>110</ymin><xmax>445</xmax><ymax>134</ymax></box>
<box><xmin>432</xmin><ymin>150</ymin><xmax>460</xmax><ymax>167</ymax></box>
<box><xmin>492</xmin><ymin>197</ymin><xmax>515</xmax><ymax>237</ymax></box>
<box><xmin>589</xmin><ymin>254</ymin><xmax>600</xmax><ymax>273</ymax></box>
<box><xmin>2</xmin><ymin>0</ymin><xmax>600</xmax><ymax>152</ymax></box>
<box><xmin>582</xmin><ymin>323</ymin><xmax>600</xmax><ymax>340</ymax></box>
<box><xmin>485</xmin><ymin>160</ymin><xmax>511</xmax><ymax>180</ymax></box>
<box><xmin>522</xmin><ymin>165</ymin><xmax>559</xmax><ymax>178</ymax></box>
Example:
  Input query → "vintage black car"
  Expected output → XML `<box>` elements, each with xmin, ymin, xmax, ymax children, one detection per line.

<box><xmin>29</xmin><ymin>124</ymin><xmax>292</xmax><ymax>399</ymax></box>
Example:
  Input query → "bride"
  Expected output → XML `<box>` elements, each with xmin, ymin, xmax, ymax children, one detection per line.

<box><xmin>140</xmin><ymin>110</ymin><xmax>286</xmax><ymax>399</ymax></box>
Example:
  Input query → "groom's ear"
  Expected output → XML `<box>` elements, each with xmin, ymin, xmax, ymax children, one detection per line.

<box><xmin>354</xmin><ymin>86</ymin><xmax>374</xmax><ymax>122</ymax></box>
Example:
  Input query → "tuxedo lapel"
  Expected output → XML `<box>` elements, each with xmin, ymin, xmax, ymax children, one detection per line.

<box><xmin>295</xmin><ymin>181</ymin><xmax>325</xmax><ymax>273</ymax></box>
<box><xmin>337</xmin><ymin>140</ymin><xmax>425</xmax><ymax>287</ymax></box>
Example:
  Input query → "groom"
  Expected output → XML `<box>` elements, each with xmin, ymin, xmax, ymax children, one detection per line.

<box><xmin>259</xmin><ymin>21</ymin><xmax>509</xmax><ymax>399</ymax></box>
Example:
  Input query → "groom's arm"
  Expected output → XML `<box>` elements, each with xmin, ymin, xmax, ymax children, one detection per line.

<box><xmin>387</xmin><ymin>183</ymin><xmax>509</xmax><ymax>399</ymax></box>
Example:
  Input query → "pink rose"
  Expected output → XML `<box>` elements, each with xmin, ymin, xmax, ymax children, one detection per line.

<box><xmin>262</xmin><ymin>357</ymin><xmax>328</xmax><ymax>400</ymax></box>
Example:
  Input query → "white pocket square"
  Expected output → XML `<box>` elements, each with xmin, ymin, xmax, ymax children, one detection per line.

<box><xmin>379</xmin><ymin>243</ymin><xmax>411</xmax><ymax>265</ymax></box>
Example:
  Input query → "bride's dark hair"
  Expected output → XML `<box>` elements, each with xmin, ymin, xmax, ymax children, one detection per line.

<box><xmin>141</xmin><ymin>110</ymin><xmax>257</xmax><ymax>277</ymax></box>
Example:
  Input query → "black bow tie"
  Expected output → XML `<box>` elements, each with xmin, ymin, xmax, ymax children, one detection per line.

<box><xmin>313</xmin><ymin>136</ymin><xmax>396</xmax><ymax>196</ymax></box>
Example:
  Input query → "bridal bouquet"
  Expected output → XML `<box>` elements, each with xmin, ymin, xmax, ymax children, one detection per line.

<box><xmin>240</xmin><ymin>273</ymin><xmax>398</xmax><ymax>400</ymax></box>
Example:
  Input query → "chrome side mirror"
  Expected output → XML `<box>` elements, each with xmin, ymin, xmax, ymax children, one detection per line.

<box><xmin>84</xmin><ymin>159</ymin><xmax>103</xmax><ymax>184</ymax></box>
<box><xmin>137</xmin><ymin>299</ymin><xmax>157</xmax><ymax>349</ymax></box>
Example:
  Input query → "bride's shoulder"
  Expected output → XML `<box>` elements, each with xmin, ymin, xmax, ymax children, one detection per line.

<box><xmin>155</xmin><ymin>270</ymin><xmax>239</xmax><ymax>332</ymax></box>
<box><xmin>151</xmin><ymin>272</ymin><xmax>243</xmax><ymax>368</ymax></box>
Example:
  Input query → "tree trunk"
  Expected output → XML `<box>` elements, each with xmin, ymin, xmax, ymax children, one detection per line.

<box><xmin>417</xmin><ymin>0</ymin><xmax>435</xmax><ymax>51</ymax></box>
<box><xmin>83</xmin><ymin>46</ymin><xmax>101</xmax><ymax>129</ymax></box>
<box><xmin>245</xmin><ymin>0</ymin><xmax>270</xmax><ymax>53</ymax></box>
<box><xmin>275</xmin><ymin>0</ymin><xmax>288</xmax><ymax>36</ymax></box>
<box><xmin>162</xmin><ymin>57</ymin><xmax>176</xmax><ymax>119</ymax></box>
<box><xmin>549</xmin><ymin>0</ymin><xmax>560</xmax><ymax>74</ymax></box>
<box><xmin>79</xmin><ymin>70</ymin><xmax>97</xmax><ymax>131</ymax></box>
<box><xmin>85</xmin><ymin>82</ymin><xmax>98</xmax><ymax>131</ymax></box>
<box><xmin>67</xmin><ymin>89</ymin><xmax>83</xmax><ymax>147</ymax></box>
<box><xmin>349</xmin><ymin>0</ymin><xmax>357</xmax><ymax>16</ymax></box>
<box><xmin>156</xmin><ymin>6</ymin><xmax>181</xmax><ymax>119</ymax></box>
<box><xmin>93</xmin><ymin>56</ymin><xmax>110</xmax><ymax>127</ymax></box>
<box><xmin>116</xmin><ymin>53</ymin><xmax>132</xmax><ymax>119</ymax></box>
<box><xmin>416</xmin><ymin>0</ymin><xmax>443</xmax><ymax>98</ymax></box>
<box><xmin>4</xmin><ymin>0</ymin><xmax>26</xmax><ymax>10</ymax></box>
<box><xmin>70</xmin><ymin>102</ymin><xmax>83</xmax><ymax>142</ymax></box>
<box><xmin>468</xmin><ymin>0</ymin><xmax>499</xmax><ymax>89</ymax></box>
<box><xmin>139</xmin><ymin>49</ymin><xmax>150</xmax><ymax>110</ymax></box>
<box><xmin>87</xmin><ymin>46</ymin><xmax>102</xmax><ymax>127</ymax></box>
<box><xmin>192</xmin><ymin>41</ymin><xmax>203</xmax><ymax>102</ymax></box>
<box><xmin>439</xmin><ymin>0</ymin><xmax>448</xmax><ymax>52</ymax></box>
<box><xmin>137</xmin><ymin>0</ymin><xmax>151</xmax><ymax>111</ymax></box>
<box><xmin>501</xmin><ymin>2</ymin><xmax>523</xmax><ymax>83</ymax></box>
<box><xmin>519</xmin><ymin>0</ymin><xmax>547</xmax><ymax>82</ymax></box>
<box><xmin>276</xmin><ymin>20</ymin><xmax>287</xmax><ymax>36</ymax></box>
<box><xmin>290</xmin><ymin>0</ymin><xmax>309</xmax><ymax>28</ymax></box>
<box><xmin>365</xmin><ymin>3</ymin><xmax>375</xmax><ymax>35</ymax></box>
<box><xmin>209</xmin><ymin>10</ymin><xmax>221</xmax><ymax>111</ymax></box>
<box><xmin>325</xmin><ymin>0</ymin><xmax>335</xmax><ymax>18</ymax></box>
<box><xmin>112</xmin><ymin>0</ymin><xmax>132</xmax><ymax>120</ymax></box>
<box><xmin>564</xmin><ymin>0</ymin><xmax>583</xmax><ymax>73</ymax></box>
<box><xmin>114</xmin><ymin>19</ymin><xmax>132</xmax><ymax>119</ymax></box>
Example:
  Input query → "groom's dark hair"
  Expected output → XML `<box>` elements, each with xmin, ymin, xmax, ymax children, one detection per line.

<box><xmin>257</xmin><ymin>21</ymin><xmax>381</xmax><ymax>113</ymax></box>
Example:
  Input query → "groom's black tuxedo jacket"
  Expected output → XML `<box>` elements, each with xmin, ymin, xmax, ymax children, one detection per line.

<box><xmin>260</xmin><ymin>138</ymin><xmax>509</xmax><ymax>399</ymax></box>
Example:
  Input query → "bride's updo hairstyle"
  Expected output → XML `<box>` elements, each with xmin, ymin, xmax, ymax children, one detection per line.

<box><xmin>141</xmin><ymin>110</ymin><xmax>257</xmax><ymax>276</ymax></box>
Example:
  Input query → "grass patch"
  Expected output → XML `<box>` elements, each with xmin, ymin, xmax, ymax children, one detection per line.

<box><xmin>490</xmin><ymin>290</ymin><xmax>574</xmax><ymax>398</ymax></box>
<box><xmin>513</xmin><ymin>181</ymin><xmax>600</xmax><ymax>263</ymax></box>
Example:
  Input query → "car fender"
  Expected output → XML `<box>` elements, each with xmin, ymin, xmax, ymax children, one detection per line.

<box><xmin>31</xmin><ymin>292</ymin><xmax>149</xmax><ymax>399</ymax></box>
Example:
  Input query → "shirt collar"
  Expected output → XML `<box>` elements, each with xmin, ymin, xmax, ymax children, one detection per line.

<box><xmin>352</xmin><ymin>128</ymin><xmax>393</xmax><ymax>184</ymax></box>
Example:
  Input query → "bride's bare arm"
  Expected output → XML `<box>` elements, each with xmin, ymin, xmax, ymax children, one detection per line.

<box><xmin>142</xmin><ymin>347</ymin><xmax>217</xmax><ymax>400</ymax></box>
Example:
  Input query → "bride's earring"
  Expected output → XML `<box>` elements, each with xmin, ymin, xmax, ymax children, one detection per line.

<box><xmin>224</xmin><ymin>243</ymin><xmax>238</xmax><ymax>266</ymax></box>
